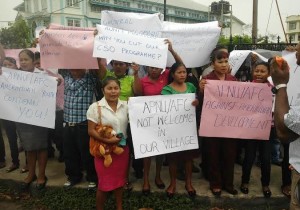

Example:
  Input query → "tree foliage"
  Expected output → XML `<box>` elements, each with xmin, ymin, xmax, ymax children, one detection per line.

<box><xmin>218</xmin><ymin>34</ymin><xmax>252</xmax><ymax>45</ymax></box>
<box><xmin>0</xmin><ymin>16</ymin><xmax>31</xmax><ymax>49</ymax></box>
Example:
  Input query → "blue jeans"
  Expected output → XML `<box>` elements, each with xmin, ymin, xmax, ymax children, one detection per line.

<box><xmin>270</xmin><ymin>127</ymin><xmax>281</xmax><ymax>162</ymax></box>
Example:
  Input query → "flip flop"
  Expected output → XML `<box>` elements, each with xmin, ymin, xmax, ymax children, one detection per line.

<box><xmin>281</xmin><ymin>185</ymin><xmax>291</xmax><ymax>198</ymax></box>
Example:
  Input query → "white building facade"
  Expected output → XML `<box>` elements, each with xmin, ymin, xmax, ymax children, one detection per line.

<box><xmin>15</xmin><ymin>0</ymin><xmax>244</xmax><ymax>37</ymax></box>
<box><xmin>286</xmin><ymin>15</ymin><xmax>300</xmax><ymax>43</ymax></box>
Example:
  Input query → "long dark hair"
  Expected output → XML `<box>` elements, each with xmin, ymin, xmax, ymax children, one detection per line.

<box><xmin>167</xmin><ymin>62</ymin><xmax>186</xmax><ymax>84</ymax></box>
<box><xmin>102</xmin><ymin>76</ymin><xmax>121</xmax><ymax>89</ymax></box>
<box><xmin>19</xmin><ymin>49</ymin><xmax>34</xmax><ymax>62</ymax></box>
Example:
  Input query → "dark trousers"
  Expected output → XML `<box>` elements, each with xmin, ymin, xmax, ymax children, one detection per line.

<box><xmin>282</xmin><ymin>143</ymin><xmax>291</xmax><ymax>186</ymax></box>
<box><xmin>63</xmin><ymin>122</ymin><xmax>97</xmax><ymax>183</ymax></box>
<box><xmin>207</xmin><ymin>137</ymin><xmax>237</xmax><ymax>189</ymax></box>
<box><xmin>2</xmin><ymin>120</ymin><xmax>19</xmax><ymax>166</ymax></box>
<box><xmin>0</xmin><ymin>124</ymin><xmax>5</xmax><ymax>163</ymax></box>
<box><xmin>242</xmin><ymin>139</ymin><xmax>271</xmax><ymax>186</ymax></box>
<box><xmin>49</xmin><ymin>110</ymin><xmax>64</xmax><ymax>154</ymax></box>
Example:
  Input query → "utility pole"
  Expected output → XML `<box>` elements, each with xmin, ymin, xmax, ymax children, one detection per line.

<box><xmin>164</xmin><ymin>0</ymin><xmax>167</xmax><ymax>21</ymax></box>
<box><xmin>252</xmin><ymin>0</ymin><xmax>258</xmax><ymax>43</ymax></box>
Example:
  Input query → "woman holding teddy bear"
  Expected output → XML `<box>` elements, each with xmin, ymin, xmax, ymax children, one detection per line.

<box><xmin>87</xmin><ymin>76</ymin><xmax>129</xmax><ymax>210</ymax></box>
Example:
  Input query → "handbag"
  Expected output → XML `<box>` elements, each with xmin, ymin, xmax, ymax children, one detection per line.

<box><xmin>89</xmin><ymin>104</ymin><xmax>103</xmax><ymax>158</ymax></box>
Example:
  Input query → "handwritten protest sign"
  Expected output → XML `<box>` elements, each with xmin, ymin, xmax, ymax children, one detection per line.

<box><xmin>93</xmin><ymin>25</ymin><xmax>168</xmax><ymax>69</ymax></box>
<box><xmin>101</xmin><ymin>10</ymin><xmax>163</xmax><ymax>38</ymax></box>
<box><xmin>283</xmin><ymin>51</ymin><xmax>300</xmax><ymax>106</ymax></box>
<box><xmin>199</xmin><ymin>80</ymin><xmax>273</xmax><ymax>140</ymax></box>
<box><xmin>39</xmin><ymin>29</ymin><xmax>98</xmax><ymax>69</ymax></box>
<box><xmin>162</xmin><ymin>21</ymin><xmax>221</xmax><ymax>68</ymax></box>
<box><xmin>4</xmin><ymin>48</ymin><xmax>38</xmax><ymax>68</ymax></box>
<box><xmin>128</xmin><ymin>94</ymin><xmax>198</xmax><ymax>159</ymax></box>
<box><xmin>0</xmin><ymin>68</ymin><xmax>57</xmax><ymax>128</ymax></box>
<box><xmin>229</xmin><ymin>50</ymin><xmax>251</xmax><ymax>75</ymax></box>
<box><xmin>229</xmin><ymin>50</ymin><xmax>268</xmax><ymax>76</ymax></box>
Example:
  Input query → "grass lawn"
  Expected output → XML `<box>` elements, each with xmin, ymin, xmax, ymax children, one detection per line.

<box><xmin>0</xmin><ymin>179</ymin><xmax>288</xmax><ymax>210</ymax></box>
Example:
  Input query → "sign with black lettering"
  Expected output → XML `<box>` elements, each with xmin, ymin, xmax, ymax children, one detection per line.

<box><xmin>93</xmin><ymin>25</ymin><xmax>168</xmax><ymax>69</ymax></box>
<box><xmin>199</xmin><ymin>80</ymin><xmax>273</xmax><ymax>140</ymax></box>
<box><xmin>0</xmin><ymin>68</ymin><xmax>57</xmax><ymax>128</ymax></box>
<box><xmin>128</xmin><ymin>94</ymin><xmax>198</xmax><ymax>159</ymax></box>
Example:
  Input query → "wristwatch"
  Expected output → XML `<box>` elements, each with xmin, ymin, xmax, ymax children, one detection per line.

<box><xmin>271</xmin><ymin>84</ymin><xmax>287</xmax><ymax>94</ymax></box>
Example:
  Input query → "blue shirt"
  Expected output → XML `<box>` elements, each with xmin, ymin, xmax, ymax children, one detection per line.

<box><xmin>61</xmin><ymin>70</ymin><xmax>97</xmax><ymax>123</ymax></box>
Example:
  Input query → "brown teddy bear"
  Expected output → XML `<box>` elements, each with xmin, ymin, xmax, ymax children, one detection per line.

<box><xmin>90</xmin><ymin>125</ymin><xmax>124</xmax><ymax>167</ymax></box>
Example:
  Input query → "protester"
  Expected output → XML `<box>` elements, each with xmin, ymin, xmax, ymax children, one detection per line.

<box><xmin>271</xmin><ymin>43</ymin><xmax>300</xmax><ymax>210</ymax></box>
<box><xmin>87</xmin><ymin>77</ymin><xmax>129</xmax><ymax>210</ymax></box>
<box><xmin>15</xmin><ymin>49</ymin><xmax>49</xmax><ymax>190</ymax></box>
<box><xmin>0</xmin><ymin>44</ymin><xmax>6</xmax><ymax>169</ymax></box>
<box><xmin>161</xmin><ymin>59</ymin><xmax>199</xmax><ymax>198</ymax></box>
<box><xmin>139</xmin><ymin>40</ymin><xmax>182</xmax><ymax>195</ymax></box>
<box><xmin>240</xmin><ymin>62</ymin><xmax>272</xmax><ymax>198</ymax></box>
<box><xmin>1</xmin><ymin>57</ymin><xmax>20</xmax><ymax>172</ymax></box>
<box><xmin>59</xmin><ymin>68</ymin><xmax>99</xmax><ymax>191</ymax></box>
<box><xmin>199</xmin><ymin>49</ymin><xmax>238</xmax><ymax>197</ymax></box>
<box><xmin>97</xmin><ymin>54</ymin><xmax>142</xmax><ymax>189</ymax></box>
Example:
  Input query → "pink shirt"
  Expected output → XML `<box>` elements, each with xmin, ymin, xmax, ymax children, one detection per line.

<box><xmin>141</xmin><ymin>70</ymin><xmax>169</xmax><ymax>96</ymax></box>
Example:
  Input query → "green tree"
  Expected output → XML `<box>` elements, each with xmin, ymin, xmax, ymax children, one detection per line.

<box><xmin>218</xmin><ymin>34</ymin><xmax>252</xmax><ymax>45</ymax></box>
<box><xmin>0</xmin><ymin>16</ymin><xmax>31</xmax><ymax>49</ymax></box>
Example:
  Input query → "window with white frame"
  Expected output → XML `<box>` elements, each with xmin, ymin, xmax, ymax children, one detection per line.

<box><xmin>67</xmin><ymin>19</ymin><xmax>81</xmax><ymax>27</ymax></box>
<box><xmin>289</xmin><ymin>22</ymin><xmax>296</xmax><ymax>30</ymax></box>
<box><xmin>66</xmin><ymin>0</ymin><xmax>80</xmax><ymax>8</ymax></box>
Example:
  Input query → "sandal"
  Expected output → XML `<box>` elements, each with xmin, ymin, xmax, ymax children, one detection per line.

<box><xmin>124</xmin><ymin>182</ymin><xmax>133</xmax><ymax>191</ymax></box>
<box><xmin>6</xmin><ymin>164</ymin><xmax>19</xmax><ymax>173</ymax></box>
<box><xmin>281</xmin><ymin>185</ymin><xmax>291</xmax><ymax>198</ymax></box>
<box><xmin>20</xmin><ymin>166</ymin><xmax>29</xmax><ymax>173</ymax></box>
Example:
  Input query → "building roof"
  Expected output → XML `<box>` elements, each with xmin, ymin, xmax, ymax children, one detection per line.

<box><xmin>146</xmin><ymin>0</ymin><xmax>208</xmax><ymax>12</ymax></box>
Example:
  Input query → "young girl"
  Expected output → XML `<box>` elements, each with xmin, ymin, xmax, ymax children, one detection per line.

<box><xmin>240</xmin><ymin>62</ymin><xmax>272</xmax><ymax>198</ymax></box>
<box><xmin>199</xmin><ymin>49</ymin><xmax>238</xmax><ymax>197</ymax></box>
<box><xmin>161</xmin><ymin>61</ymin><xmax>199</xmax><ymax>198</ymax></box>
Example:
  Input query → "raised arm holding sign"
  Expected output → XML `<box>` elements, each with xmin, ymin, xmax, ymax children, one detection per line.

<box><xmin>93</xmin><ymin>25</ymin><xmax>168</xmax><ymax>69</ymax></box>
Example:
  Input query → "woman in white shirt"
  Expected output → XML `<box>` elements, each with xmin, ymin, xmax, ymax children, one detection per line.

<box><xmin>87</xmin><ymin>76</ymin><xmax>129</xmax><ymax>210</ymax></box>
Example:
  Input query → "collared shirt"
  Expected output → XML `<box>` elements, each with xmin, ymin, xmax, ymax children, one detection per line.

<box><xmin>103</xmin><ymin>70</ymin><xmax>134</xmax><ymax>101</ymax></box>
<box><xmin>86</xmin><ymin>98</ymin><xmax>128</xmax><ymax>138</ymax></box>
<box><xmin>284</xmin><ymin>98</ymin><xmax>300</xmax><ymax>172</ymax></box>
<box><xmin>62</xmin><ymin>71</ymin><xmax>96</xmax><ymax>123</ymax></box>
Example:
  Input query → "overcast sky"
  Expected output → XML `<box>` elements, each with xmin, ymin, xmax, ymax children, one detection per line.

<box><xmin>0</xmin><ymin>0</ymin><xmax>299</xmax><ymax>40</ymax></box>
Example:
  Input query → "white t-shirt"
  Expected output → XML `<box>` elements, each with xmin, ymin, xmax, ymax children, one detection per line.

<box><xmin>284</xmin><ymin>98</ymin><xmax>300</xmax><ymax>173</ymax></box>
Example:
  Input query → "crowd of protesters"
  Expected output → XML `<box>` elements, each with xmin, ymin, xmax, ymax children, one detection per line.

<box><xmin>0</xmin><ymin>31</ymin><xmax>299</xmax><ymax>210</ymax></box>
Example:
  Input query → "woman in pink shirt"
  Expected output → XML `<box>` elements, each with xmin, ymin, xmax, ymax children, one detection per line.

<box><xmin>139</xmin><ymin>40</ymin><xmax>183</xmax><ymax>195</ymax></box>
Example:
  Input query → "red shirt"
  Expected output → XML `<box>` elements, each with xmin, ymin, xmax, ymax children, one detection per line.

<box><xmin>141</xmin><ymin>70</ymin><xmax>169</xmax><ymax>96</ymax></box>
<box><xmin>203</xmin><ymin>70</ymin><xmax>237</xmax><ymax>81</ymax></box>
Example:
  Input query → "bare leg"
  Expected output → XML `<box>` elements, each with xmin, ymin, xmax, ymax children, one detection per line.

<box><xmin>155</xmin><ymin>155</ymin><xmax>164</xmax><ymax>185</ymax></box>
<box><xmin>114</xmin><ymin>187</ymin><xmax>123</xmax><ymax>210</ymax></box>
<box><xmin>185</xmin><ymin>159</ymin><xmax>195</xmax><ymax>191</ymax></box>
<box><xmin>25</xmin><ymin>151</ymin><xmax>37</xmax><ymax>182</ymax></box>
<box><xmin>143</xmin><ymin>157</ymin><xmax>151</xmax><ymax>190</ymax></box>
<box><xmin>96</xmin><ymin>190</ymin><xmax>107</xmax><ymax>210</ymax></box>
<box><xmin>37</xmin><ymin>149</ymin><xmax>48</xmax><ymax>184</ymax></box>
<box><xmin>166</xmin><ymin>156</ymin><xmax>177</xmax><ymax>193</ymax></box>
